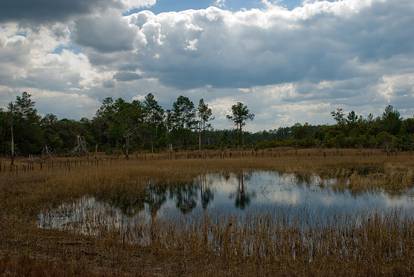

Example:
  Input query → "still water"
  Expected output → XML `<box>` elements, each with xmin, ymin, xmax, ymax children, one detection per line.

<box><xmin>38</xmin><ymin>171</ymin><xmax>414</xmax><ymax>235</ymax></box>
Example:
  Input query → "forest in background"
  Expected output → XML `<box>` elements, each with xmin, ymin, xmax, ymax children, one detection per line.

<box><xmin>1</xmin><ymin>92</ymin><xmax>414</xmax><ymax>156</ymax></box>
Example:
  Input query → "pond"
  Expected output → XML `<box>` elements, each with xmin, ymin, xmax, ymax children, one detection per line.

<box><xmin>38</xmin><ymin>170</ymin><xmax>414</xmax><ymax>242</ymax></box>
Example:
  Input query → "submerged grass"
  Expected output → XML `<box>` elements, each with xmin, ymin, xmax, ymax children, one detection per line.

<box><xmin>1</xmin><ymin>149</ymin><xmax>414</xmax><ymax>275</ymax></box>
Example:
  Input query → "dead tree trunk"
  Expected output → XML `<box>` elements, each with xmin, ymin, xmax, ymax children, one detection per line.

<box><xmin>10</xmin><ymin>103</ymin><xmax>15</xmax><ymax>167</ymax></box>
<box><xmin>124</xmin><ymin>135</ymin><xmax>130</xmax><ymax>160</ymax></box>
<box><xmin>199</xmin><ymin>131</ymin><xmax>202</xmax><ymax>151</ymax></box>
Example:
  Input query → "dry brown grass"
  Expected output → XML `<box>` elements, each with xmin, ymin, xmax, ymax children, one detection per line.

<box><xmin>1</xmin><ymin>149</ymin><xmax>414</xmax><ymax>275</ymax></box>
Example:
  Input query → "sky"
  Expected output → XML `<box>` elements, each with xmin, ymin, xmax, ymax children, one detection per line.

<box><xmin>129</xmin><ymin>0</ymin><xmax>304</xmax><ymax>13</ymax></box>
<box><xmin>0</xmin><ymin>0</ymin><xmax>413</xmax><ymax>131</ymax></box>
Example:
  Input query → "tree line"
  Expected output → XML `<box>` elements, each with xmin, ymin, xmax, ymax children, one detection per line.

<box><xmin>0</xmin><ymin>92</ymin><xmax>254</xmax><ymax>157</ymax></box>
<box><xmin>1</xmin><ymin>92</ymin><xmax>414</xmax><ymax>157</ymax></box>
<box><xmin>255</xmin><ymin>106</ymin><xmax>414</xmax><ymax>151</ymax></box>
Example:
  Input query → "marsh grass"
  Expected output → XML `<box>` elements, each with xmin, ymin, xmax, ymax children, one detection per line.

<box><xmin>42</xmin><ymin>207</ymin><xmax>414</xmax><ymax>260</ymax></box>
<box><xmin>2</xmin><ymin>149</ymin><xmax>414</xmax><ymax>275</ymax></box>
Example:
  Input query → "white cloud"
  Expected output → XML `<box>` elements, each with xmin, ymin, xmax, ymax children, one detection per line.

<box><xmin>376</xmin><ymin>73</ymin><xmax>414</xmax><ymax>104</ymax></box>
<box><xmin>29</xmin><ymin>89</ymin><xmax>101</xmax><ymax>119</ymax></box>
<box><xmin>120</xmin><ymin>0</ymin><xmax>156</xmax><ymax>10</ymax></box>
<box><xmin>212</xmin><ymin>0</ymin><xmax>226</xmax><ymax>8</ymax></box>
<box><xmin>1</xmin><ymin>0</ymin><xmax>414</xmax><ymax>129</ymax></box>
<box><xmin>122</xmin><ymin>0</ymin><xmax>414</xmax><ymax>90</ymax></box>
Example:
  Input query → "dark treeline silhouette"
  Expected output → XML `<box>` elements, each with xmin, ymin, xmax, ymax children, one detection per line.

<box><xmin>1</xmin><ymin>92</ymin><xmax>414</xmax><ymax>157</ymax></box>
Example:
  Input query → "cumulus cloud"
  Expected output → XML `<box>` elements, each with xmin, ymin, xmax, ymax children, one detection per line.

<box><xmin>1</xmin><ymin>0</ymin><xmax>414</xmax><ymax>130</ymax></box>
<box><xmin>126</xmin><ymin>0</ymin><xmax>414</xmax><ymax>89</ymax></box>
<box><xmin>0</xmin><ymin>22</ymin><xmax>114</xmax><ymax>119</ymax></box>
<box><xmin>121</xmin><ymin>0</ymin><xmax>156</xmax><ymax>10</ymax></box>
<box><xmin>213</xmin><ymin>0</ymin><xmax>226</xmax><ymax>8</ymax></box>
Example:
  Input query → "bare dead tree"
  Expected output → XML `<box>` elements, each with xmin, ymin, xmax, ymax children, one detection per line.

<box><xmin>122</xmin><ymin>125</ymin><xmax>143</xmax><ymax>160</ymax></box>
<box><xmin>71</xmin><ymin>135</ymin><xmax>88</xmax><ymax>156</ymax></box>
<box><xmin>9</xmin><ymin>102</ymin><xmax>15</xmax><ymax>166</ymax></box>
<box><xmin>41</xmin><ymin>145</ymin><xmax>53</xmax><ymax>159</ymax></box>
<box><xmin>124</xmin><ymin>131</ymin><xmax>132</xmax><ymax>160</ymax></box>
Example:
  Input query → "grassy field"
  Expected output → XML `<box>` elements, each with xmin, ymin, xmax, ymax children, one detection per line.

<box><xmin>1</xmin><ymin>149</ymin><xmax>414</xmax><ymax>276</ymax></box>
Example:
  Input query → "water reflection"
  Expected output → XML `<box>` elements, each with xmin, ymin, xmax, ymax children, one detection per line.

<box><xmin>230</xmin><ymin>172</ymin><xmax>254</xmax><ymax>210</ymax></box>
<box><xmin>145</xmin><ymin>184</ymin><xmax>167</xmax><ymax>218</ymax></box>
<box><xmin>172</xmin><ymin>184</ymin><xmax>198</xmax><ymax>214</ymax></box>
<box><xmin>200</xmin><ymin>175</ymin><xmax>214</xmax><ymax>210</ymax></box>
<box><xmin>39</xmin><ymin>170</ymin><xmax>414</xmax><ymax>233</ymax></box>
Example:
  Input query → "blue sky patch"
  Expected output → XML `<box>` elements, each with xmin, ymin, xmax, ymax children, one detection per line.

<box><xmin>128</xmin><ymin>0</ymin><xmax>304</xmax><ymax>15</ymax></box>
<box><xmin>53</xmin><ymin>44</ymin><xmax>82</xmax><ymax>55</ymax></box>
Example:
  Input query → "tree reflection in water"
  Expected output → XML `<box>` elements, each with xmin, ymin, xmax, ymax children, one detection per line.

<box><xmin>95</xmin><ymin>171</ymin><xmax>259</xmax><ymax>218</ymax></box>
<box><xmin>95</xmin><ymin>188</ymin><xmax>145</xmax><ymax>217</ymax></box>
<box><xmin>199</xmin><ymin>174</ymin><xmax>214</xmax><ymax>210</ymax></box>
<box><xmin>231</xmin><ymin>171</ymin><xmax>255</xmax><ymax>210</ymax></box>
<box><xmin>145</xmin><ymin>183</ymin><xmax>167</xmax><ymax>219</ymax></box>
<box><xmin>170</xmin><ymin>183</ymin><xmax>199</xmax><ymax>214</ymax></box>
